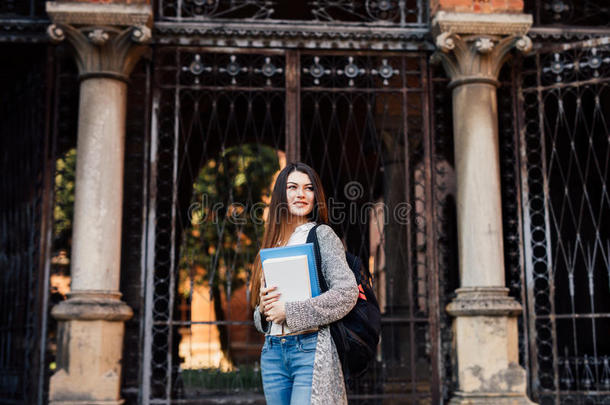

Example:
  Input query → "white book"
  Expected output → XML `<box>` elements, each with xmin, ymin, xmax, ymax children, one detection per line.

<box><xmin>262</xmin><ymin>254</ymin><xmax>312</xmax><ymax>335</ymax></box>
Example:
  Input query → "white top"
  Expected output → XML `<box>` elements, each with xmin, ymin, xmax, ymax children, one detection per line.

<box><xmin>270</xmin><ymin>221</ymin><xmax>316</xmax><ymax>335</ymax></box>
<box><xmin>285</xmin><ymin>221</ymin><xmax>316</xmax><ymax>246</ymax></box>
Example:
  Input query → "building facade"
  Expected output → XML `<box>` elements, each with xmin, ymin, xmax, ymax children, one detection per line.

<box><xmin>1</xmin><ymin>0</ymin><xmax>609</xmax><ymax>404</ymax></box>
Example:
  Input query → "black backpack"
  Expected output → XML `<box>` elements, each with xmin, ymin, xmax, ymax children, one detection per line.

<box><xmin>307</xmin><ymin>224</ymin><xmax>381</xmax><ymax>378</ymax></box>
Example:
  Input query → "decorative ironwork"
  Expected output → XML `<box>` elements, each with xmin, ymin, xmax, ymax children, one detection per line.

<box><xmin>541</xmin><ymin>47</ymin><xmax>610</xmax><ymax>82</ymax></box>
<box><xmin>143</xmin><ymin>48</ymin><xmax>286</xmax><ymax>402</ymax></box>
<box><xmin>156</xmin><ymin>0</ymin><xmax>427</xmax><ymax>26</ymax></box>
<box><xmin>311</xmin><ymin>0</ymin><xmax>416</xmax><ymax>24</ymax></box>
<box><xmin>430</xmin><ymin>65</ymin><xmax>460</xmax><ymax>401</ymax></box>
<box><xmin>0</xmin><ymin>0</ymin><xmax>46</xmax><ymax>19</ymax></box>
<box><xmin>160</xmin><ymin>0</ymin><xmax>273</xmax><ymax>21</ymax></box>
<box><xmin>517</xmin><ymin>38</ymin><xmax>610</xmax><ymax>404</ymax></box>
<box><xmin>178</xmin><ymin>52</ymin><xmax>285</xmax><ymax>87</ymax></box>
<box><xmin>299</xmin><ymin>51</ymin><xmax>439</xmax><ymax>403</ymax></box>
<box><xmin>302</xmin><ymin>56</ymin><xmax>400</xmax><ymax>87</ymax></box>
<box><xmin>526</xmin><ymin>0</ymin><xmax>610</xmax><ymax>27</ymax></box>
<box><xmin>0</xmin><ymin>0</ymin><xmax>48</xmax><ymax>43</ymax></box>
<box><xmin>498</xmin><ymin>62</ymin><xmax>530</xmax><ymax>370</ymax></box>
<box><xmin>0</xmin><ymin>20</ymin><xmax>49</xmax><ymax>43</ymax></box>
<box><xmin>372</xmin><ymin>58</ymin><xmax>401</xmax><ymax>85</ymax></box>
<box><xmin>302</xmin><ymin>56</ymin><xmax>331</xmax><ymax>85</ymax></box>
<box><xmin>301</xmin><ymin>54</ymin><xmax>404</xmax><ymax>88</ymax></box>
<box><xmin>118</xmin><ymin>60</ymin><xmax>153</xmax><ymax>403</ymax></box>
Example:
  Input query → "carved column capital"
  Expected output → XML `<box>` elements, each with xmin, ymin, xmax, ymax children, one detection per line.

<box><xmin>45</xmin><ymin>2</ymin><xmax>152</xmax><ymax>81</ymax></box>
<box><xmin>432</xmin><ymin>11</ymin><xmax>533</xmax><ymax>88</ymax></box>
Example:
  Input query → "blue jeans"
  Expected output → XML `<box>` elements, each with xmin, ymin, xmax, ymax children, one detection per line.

<box><xmin>261</xmin><ymin>332</ymin><xmax>318</xmax><ymax>405</ymax></box>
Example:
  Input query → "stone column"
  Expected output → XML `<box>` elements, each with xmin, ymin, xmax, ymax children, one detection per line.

<box><xmin>432</xmin><ymin>11</ymin><xmax>537</xmax><ymax>405</ymax></box>
<box><xmin>45</xmin><ymin>3</ymin><xmax>151</xmax><ymax>404</ymax></box>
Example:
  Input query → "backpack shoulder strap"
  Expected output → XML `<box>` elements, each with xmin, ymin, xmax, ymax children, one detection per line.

<box><xmin>306</xmin><ymin>223</ymin><xmax>329</xmax><ymax>292</ymax></box>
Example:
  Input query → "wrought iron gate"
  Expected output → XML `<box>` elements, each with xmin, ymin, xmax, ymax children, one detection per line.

<box><xmin>141</xmin><ymin>46</ymin><xmax>454</xmax><ymax>404</ymax></box>
<box><xmin>516</xmin><ymin>36</ymin><xmax>610</xmax><ymax>404</ymax></box>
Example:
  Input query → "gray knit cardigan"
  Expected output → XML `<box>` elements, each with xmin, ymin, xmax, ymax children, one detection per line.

<box><xmin>254</xmin><ymin>224</ymin><xmax>359</xmax><ymax>405</ymax></box>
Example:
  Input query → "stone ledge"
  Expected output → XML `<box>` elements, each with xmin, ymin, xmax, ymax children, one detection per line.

<box><xmin>46</xmin><ymin>2</ymin><xmax>152</xmax><ymax>27</ymax></box>
<box><xmin>153</xmin><ymin>21</ymin><xmax>432</xmax><ymax>50</ymax></box>
<box><xmin>447</xmin><ymin>287</ymin><xmax>523</xmax><ymax>317</ymax></box>
<box><xmin>51</xmin><ymin>290</ymin><xmax>133</xmax><ymax>321</ymax></box>
<box><xmin>432</xmin><ymin>11</ymin><xmax>532</xmax><ymax>37</ymax></box>
<box><xmin>449</xmin><ymin>390</ymin><xmax>536</xmax><ymax>404</ymax></box>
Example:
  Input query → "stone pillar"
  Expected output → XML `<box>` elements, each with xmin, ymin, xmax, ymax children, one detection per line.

<box><xmin>45</xmin><ymin>2</ymin><xmax>151</xmax><ymax>404</ymax></box>
<box><xmin>432</xmin><ymin>11</ymin><xmax>538</xmax><ymax>405</ymax></box>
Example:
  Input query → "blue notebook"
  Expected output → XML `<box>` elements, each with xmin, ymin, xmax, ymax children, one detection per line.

<box><xmin>259</xmin><ymin>243</ymin><xmax>321</xmax><ymax>298</ymax></box>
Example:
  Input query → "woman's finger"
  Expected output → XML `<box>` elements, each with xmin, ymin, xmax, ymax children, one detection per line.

<box><xmin>261</xmin><ymin>293</ymin><xmax>280</xmax><ymax>308</ymax></box>
<box><xmin>262</xmin><ymin>294</ymin><xmax>280</xmax><ymax>312</ymax></box>
<box><xmin>261</xmin><ymin>285</ymin><xmax>277</xmax><ymax>295</ymax></box>
<box><xmin>262</xmin><ymin>292</ymin><xmax>281</xmax><ymax>302</ymax></box>
<box><xmin>266</xmin><ymin>310</ymin><xmax>278</xmax><ymax>323</ymax></box>
<box><xmin>264</xmin><ymin>297</ymin><xmax>280</xmax><ymax>307</ymax></box>
<box><xmin>265</xmin><ymin>303</ymin><xmax>276</xmax><ymax>322</ymax></box>
<box><xmin>265</xmin><ymin>301</ymin><xmax>286</xmax><ymax>324</ymax></box>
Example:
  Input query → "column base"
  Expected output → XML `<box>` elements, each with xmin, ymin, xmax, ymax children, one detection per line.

<box><xmin>449</xmin><ymin>391</ymin><xmax>536</xmax><ymax>405</ymax></box>
<box><xmin>446</xmin><ymin>287</ymin><xmax>538</xmax><ymax>405</ymax></box>
<box><xmin>51</xmin><ymin>290</ymin><xmax>133</xmax><ymax>321</ymax></box>
<box><xmin>49</xmin><ymin>291</ymin><xmax>132</xmax><ymax>403</ymax></box>
<box><xmin>446</xmin><ymin>287</ymin><xmax>522</xmax><ymax>317</ymax></box>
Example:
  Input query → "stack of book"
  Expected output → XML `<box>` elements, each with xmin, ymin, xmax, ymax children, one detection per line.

<box><xmin>260</xmin><ymin>243</ymin><xmax>320</xmax><ymax>335</ymax></box>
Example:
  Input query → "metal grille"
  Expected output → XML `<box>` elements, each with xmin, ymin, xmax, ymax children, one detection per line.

<box><xmin>429</xmin><ymin>65</ymin><xmax>459</xmax><ymax>401</ymax></box>
<box><xmin>498</xmin><ymin>63</ymin><xmax>530</xmax><ymax>370</ymax></box>
<box><xmin>517</xmin><ymin>37</ymin><xmax>610</xmax><ymax>404</ymax></box>
<box><xmin>143</xmin><ymin>48</ymin><xmax>286</xmax><ymax>403</ymax></box>
<box><xmin>0</xmin><ymin>45</ymin><xmax>53</xmax><ymax>405</ymax></box>
<box><xmin>299</xmin><ymin>51</ymin><xmax>440</xmax><ymax>403</ymax></box>
<box><xmin>120</xmin><ymin>59</ymin><xmax>154</xmax><ymax>403</ymax></box>
<box><xmin>142</xmin><ymin>47</ymin><xmax>449</xmax><ymax>403</ymax></box>
<box><xmin>0</xmin><ymin>0</ymin><xmax>46</xmax><ymax>18</ymax></box>
<box><xmin>155</xmin><ymin>0</ymin><xmax>427</xmax><ymax>26</ymax></box>
<box><xmin>525</xmin><ymin>0</ymin><xmax>610</xmax><ymax>27</ymax></box>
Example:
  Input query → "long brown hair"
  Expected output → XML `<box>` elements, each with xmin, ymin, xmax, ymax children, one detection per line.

<box><xmin>249</xmin><ymin>162</ymin><xmax>328</xmax><ymax>308</ymax></box>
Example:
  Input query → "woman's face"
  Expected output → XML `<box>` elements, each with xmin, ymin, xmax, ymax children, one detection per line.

<box><xmin>286</xmin><ymin>171</ymin><xmax>315</xmax><ymax>218</ymax></box>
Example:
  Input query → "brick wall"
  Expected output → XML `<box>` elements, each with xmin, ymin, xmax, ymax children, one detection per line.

<box><xmin>431</xmin><ymin>0</ymin><xmax>524</xmax><ymax>14</ymax></box>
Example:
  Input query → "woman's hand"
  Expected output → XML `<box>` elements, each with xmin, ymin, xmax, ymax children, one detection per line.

<box><xmin>259</xmin><ymin>273</ymin><xmax>268</xmax><ymax>315</ymax></box>
<box><xmin>260</xmin><ymin>285</ymin><xmax>286</xmax><ymax>324</ymax></box>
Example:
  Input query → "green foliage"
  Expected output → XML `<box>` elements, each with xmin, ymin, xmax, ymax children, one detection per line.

<box><xmin>179</xmin><ymin>143</ymin><xmax>279</xmax><ymax>298</ymax></box>
<box><xmin>180</xmin><ymin>365</ymin><xmax>262</xmax><ymax>393</ymax></box>
<box><xmin>53</xmin><ymin>148</ymin><xmax>76</xmax><ymax>254</ymax></box>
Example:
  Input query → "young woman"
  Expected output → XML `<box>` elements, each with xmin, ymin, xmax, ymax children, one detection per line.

<box><xmin>250</xmin><ymin>162</ymin><xmax>358</xmax><ymax>405</ymax></box>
